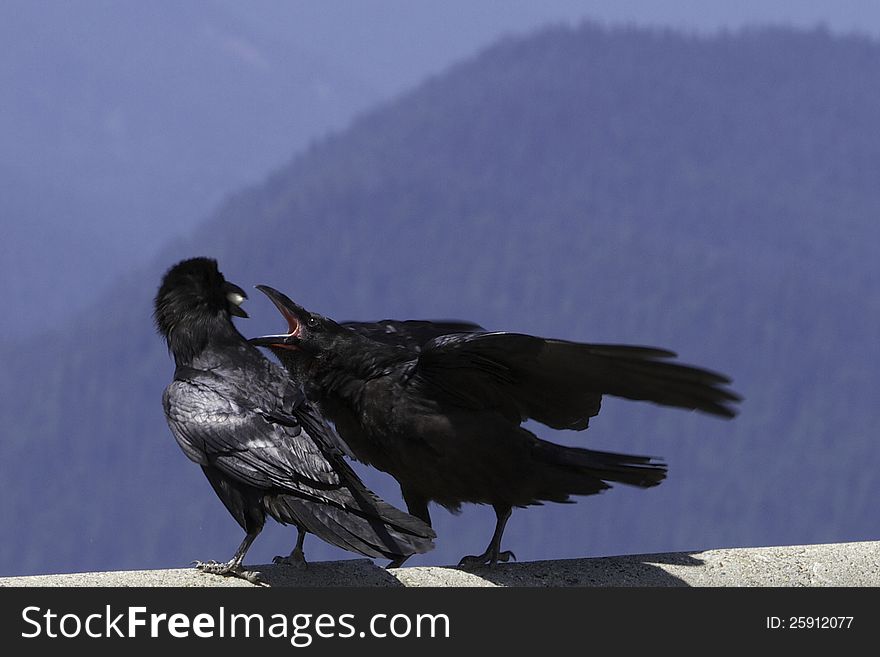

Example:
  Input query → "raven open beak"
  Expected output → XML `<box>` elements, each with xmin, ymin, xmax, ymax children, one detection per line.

<box><xmin>250</xmin><ymin>285</ymin><xmax>307</xmax><ymax>349</ymax></box>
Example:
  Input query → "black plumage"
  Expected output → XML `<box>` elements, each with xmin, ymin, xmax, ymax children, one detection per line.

<box><xmin>340</xmin><ymin>319</ymin><xmax>485</xmax><ymax>349</ymax></box>
<box><xmin>282</xmin><ymin>319</ymin><xmax>485</xmax><ymax>411</ymax></box>
<box><xmin>251</xmin><ymin>285</ymin><xmax>740</xmax><ymax>568</ymax></box>
<box><xmin>154</xmin><ymin>258</ymin><xmax>434</xmax><ymax>582</ymax></box>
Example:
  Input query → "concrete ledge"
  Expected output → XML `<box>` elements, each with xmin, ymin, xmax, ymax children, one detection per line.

<box><xmin>2</xmin><ymin>541</ymin><xmax>878</xmax><ymax>587</ymax></box>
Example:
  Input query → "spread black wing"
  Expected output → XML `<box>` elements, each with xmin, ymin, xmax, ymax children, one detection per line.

<box><xmin>414</xmin><ymin>332</ymin><xmax>740</xmax><ymax>430</ymax></box>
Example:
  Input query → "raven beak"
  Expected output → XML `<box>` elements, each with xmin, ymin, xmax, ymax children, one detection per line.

<box><xmin>250</xmin><ymin>284</ymin><xmax>307</xmax><ymax>348</ymax></box>
<box><xmin>249</xmin><ymin>334</ymin><xmax>300</xmax><ymax>348</ymax></box>
<box><xmin>224</xmin><ymin>282</ymin><xmax>249</xmax><ymax>318</ymax></box>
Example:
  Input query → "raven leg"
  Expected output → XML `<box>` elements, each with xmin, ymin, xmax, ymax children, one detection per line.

<box><xmin>387</xmin><ymin>488</ymin><xmax>432</xmax><ymax>569</ymax></box>
<box><xmin>274</xmin><ymin>526</ymin><xmax>308</xmax><ymax>566</ymax></box>
<box><xmin>458</xmin><ymin>505</ymin><xmax>516</xmax><ymax>569</ymax></box>
<box><xmin>194</xmin><ymin>529</ymin><xmax>267</xmax><ymax>585</ymax></box>
<box><xmin>401</xmin><ymin>487</ymin><xmax>432</xmax><ymax>526</ymax></box>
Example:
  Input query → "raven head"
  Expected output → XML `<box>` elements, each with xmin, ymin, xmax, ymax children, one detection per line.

<box><xmin>249</xmin><ymin>285</ymin><xmax>361</xmax><ymax>376</ymax></box>
<box><xmin>154</xmin><ymin>257</ymin><xmax>248</xmax><ymax>346</ymax></box>
<box><xmin>249</xmin><ymin>284</ymin><xmax>343</xmax><ymax>351</ymax></box>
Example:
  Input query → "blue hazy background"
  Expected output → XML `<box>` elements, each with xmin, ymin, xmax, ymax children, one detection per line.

<box><xmin>1</xmin><ymin>1</ymin><xmax>878</xmax><ymax>576</ymax></box>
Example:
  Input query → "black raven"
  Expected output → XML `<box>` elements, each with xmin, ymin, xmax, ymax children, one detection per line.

<box><xmin>251</xmin><ymin>285</ymin><xmax>741</xmax><ymax>568</ymax></box>
<box><xmin>154</xmin><ymin>258</ymin><xmax>435</xmax><ymax>582</ymax></box>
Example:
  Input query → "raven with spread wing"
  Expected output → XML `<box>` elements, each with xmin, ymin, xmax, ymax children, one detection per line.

<box><xmin>251</xmin><ymin>285</ymin><xmax>740</xmax><ymax>568</ymax></box>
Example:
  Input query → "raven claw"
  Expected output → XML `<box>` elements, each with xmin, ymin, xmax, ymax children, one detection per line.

<box><xmin>193</xmin><ymin>560</ymin><xmax>267</xmax><ymax>585</ymax></box>
<box><xmin>497</xmin><ymin>550</ymin><xmax>517</xmax><ymax>563</ymax></box>
<box><xmin>458</xmin><ymin>549</ymin><xmax>517</xmax><ymax>569</ymax></box>
<box><xmin>241</xmin><ymin>570</ymin><xmax>268</xmax><ymax>586</ymax></box>
<box><xmin>273</xmin><ymin>549</ymin><xmax>307</xmax><ymax>567</ymax></box>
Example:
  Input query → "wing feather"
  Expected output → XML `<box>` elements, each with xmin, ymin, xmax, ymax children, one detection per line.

<box><xmin>415</xmin><ymin>332</ymin><xmax>740</xmax><ymax>429</ymax></box>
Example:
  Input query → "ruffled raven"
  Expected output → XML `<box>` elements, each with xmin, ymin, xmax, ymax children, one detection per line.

<box><xmin>154</xmin><ymin>258</ymin><xmax>434</xmax><ymax>582</ymax></box>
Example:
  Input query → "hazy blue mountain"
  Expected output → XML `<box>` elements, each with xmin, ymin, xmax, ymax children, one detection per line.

<box><xmin>0</xmin><ymin>164</ymin><xmax>135</xmax><ymax>333</ymax></box>
<box><xmin>1</xmin><ymin>23</ymin><xmax>878</xmax><ymax>576</ymax></box>
<box><xmin>0</xmin><ymin>0</ymin><xmax>624</xmax><ymax>342</ymax></box>
<box><xmin>0</xmin><ymin>0</ymin><xmax>377</xmax><ymax>338</ymax></box>
<box><xmin>7</xmin><ymin>0</ymin><xmax>878</xmax><ymax>340</ymax></box>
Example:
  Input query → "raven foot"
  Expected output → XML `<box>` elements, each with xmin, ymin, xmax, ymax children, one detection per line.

<box><xmin>193</xmin><ymin>560</ymin><xmax>267</xmax><ymax>585</ymax></box>
<box><xmin>273</xmin><ymin>546</ymin><xmax>307</xmax><ymax>567</ymax></box>
<box><xmin>458</xmin><ymin>549</ymin><xmax>516</xmax><ymax>570</ymax></box>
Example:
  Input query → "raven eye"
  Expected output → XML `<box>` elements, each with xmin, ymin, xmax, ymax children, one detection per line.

<box><xmin>307</xmin><ymin>316</ymin><xmax>320</xmax><ymax>329</ymax></box>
